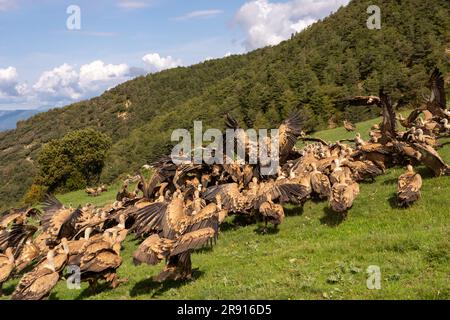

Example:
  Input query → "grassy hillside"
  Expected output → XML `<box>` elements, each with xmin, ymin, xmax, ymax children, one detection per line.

<box><xmin>1</xmin><ymin>0</ymin><xmax>450</xmax><ymax>210</ymax></box>
<box><xmin>2</xmin><ymin>117</ymin><xmax>449</xmax><ymax>300</ymax></box>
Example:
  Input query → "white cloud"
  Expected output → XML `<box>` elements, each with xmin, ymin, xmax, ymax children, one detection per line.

<box><xmin>142</xmin><ymin>53</ymin><xmax>182</xmax><ymax>73</ymax></box>
<box><xmin>32</xmin><ymin>61</ymin><xmax>135</xmax><ymax>103</ymax></box>
<box><xmin>235</xmin><ymin>0</ymin><xmax>349</xmax><ymax>51</ymax></box>
<box><xmin>117</xmin><ymin>0</ymin><xmax>152</xmax><ymax>9</ymax></box>
<box><xmin>33</xmin><ymin>64</ymin><xmax>81</xmax><ymax>101</ymax></box>
<box><xmin>79</xmin><ymin>60</ymin><xmax>130</xmax><ymax>90</ymax></box>
<box><xmin>0</xmin><ymin>56</ymin><xmax>157</xmax><ymax>108</ymax></box>
<box><xmin>174</xmin><ymin>9</ymin><xmax>224</xmax><ymax>21</ymax></box>
<box><xmin>0</xmin><ymin>0</ymin><xmax>17</xmax><ymax>11</ymax></box>
<box><xmin>0</xmin><ymin>66</ymin><xmax>21</xmax><ymax>98</ymax></box>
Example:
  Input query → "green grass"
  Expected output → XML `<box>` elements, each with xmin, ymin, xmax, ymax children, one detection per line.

<box><xmin>2</xmin><ymin>116</ymin><xmax>449</xmax><ymax>300</ymax></box>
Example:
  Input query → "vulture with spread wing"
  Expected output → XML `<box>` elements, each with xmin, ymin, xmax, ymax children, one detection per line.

<box><xmin>133</xmin><ymin>193</ymin><xmax>219</xmax><ymax>281</ymax></box>
<box><xmin>426</xmin><ymin>68</ymin><xmax>447</xmax><ymax>118</ymax></box>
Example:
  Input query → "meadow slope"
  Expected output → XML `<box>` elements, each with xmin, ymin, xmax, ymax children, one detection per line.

<box><xmin>2</xmin><ymin>117</ymin><xmax>449</xmax><ymax>300</ymax></box>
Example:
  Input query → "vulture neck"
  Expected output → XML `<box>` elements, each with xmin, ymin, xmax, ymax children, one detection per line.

<box><xmin>6</xmin><ymin>249</ymin><xmax>14</xmax><ymax>263</ymax></box>
<box><xmin>45</xmin><ymin>251</ymin><xmax>56</xmax><ymax>272</ymax></box>
<box><xmin>84</xmin><ymin>228</ymin><xmax>92</xmax><ymax>240</ymax></box>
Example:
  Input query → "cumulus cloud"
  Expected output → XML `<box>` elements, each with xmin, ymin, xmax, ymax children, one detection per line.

<box><xmin>1</xmin><ymin>53</ymin><xmax>175</xmax><ymax>108</ymax></box>
<box><xmin>142</xmin><ymin>53</ymin><xmax>182</xmax><ymax>73</ymax></box>
<box><xmin>0</xmin><ymin>66</ymin><xmax>21</xmax><ymax>98</ymax></box>
<box><xmin>235</xmin><ymin>0</ymin><xmax>350</xmax><ymax>51</ymax></box>
<box><xmin>33</xmin><ymin>64</ymin><xmax>81</xmax><ymax>101</ymax></box>
<box><xmin>31</xmin><ymin>60</ymin><xmax>136</xmax><ymax>104</ymax></box>
<box><xmin>79</xmin><ymin>60</ymin><xmax>130</xmax><ymax>91</ymax></box>
<box><xmin>174</xmin><ymin>9</ymin><xmax>224</xmax><ymax>21</ymax></box>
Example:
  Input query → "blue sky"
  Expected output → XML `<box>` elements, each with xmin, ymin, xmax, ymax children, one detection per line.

<box><xmin>0</xmin><ymin>0</ymin><xmax>349</xmax><ymax>110</ymax></box>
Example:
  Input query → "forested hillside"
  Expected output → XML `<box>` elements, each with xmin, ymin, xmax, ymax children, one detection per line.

<box><xmin>1</xmin><ymin>0</ymin><xmax>449</xmax><ymax>210</ymax></box>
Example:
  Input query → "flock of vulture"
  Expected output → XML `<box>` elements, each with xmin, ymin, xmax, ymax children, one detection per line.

<box><xmin>0</xmin><ymin>69</ymin><xmax>449</xmax><ymax>300</ymax></box>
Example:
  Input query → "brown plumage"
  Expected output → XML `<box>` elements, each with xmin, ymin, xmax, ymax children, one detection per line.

<box><xmin>343</xmin><ymin>120</ymin><xmax>356</xmax><ymax>132</ymax></box>
<box><xmin>133</xmin><ymin>234</ymin><xmax>175</xmax><ymax>265</ymax></box>
<box><xmin>278</xmin><ymin>111</ymin><xmax>303</xmax><ymax>164</ymax></box>
<box><xmin>355</xmin><ymin>143</ymin><xmax>394</xmax><ymax>171</ymax></box>
<box><xmin>0</xmin><ymin>248</ymin><xmax>14</xmax><ymax>295</ymax></box>
<box><xmin>413</xmin><ymin>142</ymin><xmax>448</xmax><ymax>176</ymax></box>
<box><xmin>342</xmin><ymin>95</ymin><xmax>381</xmax><ymax>107</ymax></box>
<box><xmin>0</xmin><ymin>224</ymin><xmax>38</xmax><ymax>259</ymax></box>
<box><xmin>0</xmin><ymin>208</ymin><xmax>39</xmax><ymax>230</ymax></box>
<box><xmin>397</xmin><ymin>114</ymin><xmax>412</xmax><ymax>129</ymax></box>
<box><xmin>379</xmin><ymin>90</ymin><xmax>397</xmax><ymax>141</ymax></box>
<box><xmin>310</xmin><ymin>163</ymin><xmax>331</xmax><ymax>199</ymax></box>
<box><xmin>329</xmin><ymin>159</ymin><xmax>352</xmax><ymax>185</ymax></box>
<box><xmin>258</xmin><ymin>197</ymin><xmax>285</xmax><ymax>231</ymax></box>
<box><xmin>329</xmin><ymin>176</ymin><xmax>359</xmax><ymax>213</ymax></box>
<box><xmin>14</xmin><ymin>241</ymin><xmax>40</xmax><ymax>274</ymax></box>
<box><xmin>73</xmin><ymin>231</ymin><xmax>124</xmax><ymax>290</ymax></box>
<box><xmin>397</xmin><ymin>165</ymin><xmax>422</xmax><ymax>207</ymax></box>
<box><xmin>40</xmin><ymin>194</ymin><xmax>83</xmax><ymax>244</ymax></box>
<box><xmin>12</xmin><ymin>250</ymin><xmax>60</xmax><ymax>300</ymax></box>
<box><xmin>203</xmin><ymin>183</ymin><xmax>250</xmax><ymax>213</ymax></box>
<box><xmin>134</xmin><ymin>228</ymin><xmax>215</xmax><ymax>267</ymax></box>
<box><xmin>426</xmin><ymin>68</ymin><xmax>446</xmax><ymax>117</ymax></box>
<box><xmin>344</xmin><ymin>160</ymin><xmax>383</xmax><ymax>182</ymax></box>
<box><xmin>253</xmin><ymin>176</ymin><xmax>310</xmax><ymax>208</ymax></box>
<box><xmin>132</xmin><ymin>194</ymin><xmax>219</xmax><ymax>281</ymax></box>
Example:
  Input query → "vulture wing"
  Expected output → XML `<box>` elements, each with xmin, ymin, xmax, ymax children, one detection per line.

<box><xmin>341</xmin><ymin>96</ymin><xmax>381</xmax><ymax>107</ymax></box>
<box><xmin>133</xmin><ymin>234</ymin><xmax>174</xmax><ymax>266</ymax></box>
<box><xmin>170</xmin><ymin>228</ymin><xmax>216</xmax><ymax>257</ymax></box>
<box><xmin>225</xmin><ymin>113</ymin><xmax>240</xmax><ymax>130</ymax></box>
<box><xmin>428</xmin><ymin>68</ymin><xmax>446</xmax><ymax>111</ymax></box>
<box><xmin>203</xmin><ymin>183</ymin><xmax>242</xmax><ymax>211</ymax></box>
<box><xmin>406</xmin><ymin>109</ymin><xmax>422</xmax><ymax>126</ymax></box>
<box><xmin>278</xmin><ymin>111</ymin><xmax>303</xmax><ymax>163</ymax></box>
<box><xmin>131</xmin><ymin>202</ymin><xmax>168</xmax><ymax>237</ymax></box>
<box><xmin>57</xmin><ymin>207</ymin><xmax>83</xmax><ymax>240</ymax></box>
<box><xmin>80</xmin><ymin>249</ymin><xmax>122</xmax><ymax>274</ymax></box>
<box><xmin>413</xmin><ymin>143</ymin><xmax>448</xmax><ymax>176</ymax></box>
<box><xmin>0</xmin><ymin>224</ymin><xmax>38</xmax><ymax>257</ymax></box>
<box><xmin>12</xmin><ymin>268</ymin><xmax>59</xmax><ymax>300</ymax></box>
<box><xmin>41</xmin><ymin>194</ymin><xmax>64</xmax><ymax>214</ymax></box>
<box><xmin>254</xmin><ymin>179</ymin><xmax>308</xmax><ymax>208</ymax></box>
<box><xmin>380</xmin><ymin>89</ymin><xmax>397</xmax><ymax>139</ymax></box>
<box><xmin>182</xmin><ymin>203</ymin><xmax>219</xmax><ymax>237</ymax></box>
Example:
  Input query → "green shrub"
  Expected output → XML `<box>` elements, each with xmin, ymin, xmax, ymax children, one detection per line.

<box><xmin>35</xmin><ymin>128</ymin><xmax>112</xmax><ymax>193</ymax></box>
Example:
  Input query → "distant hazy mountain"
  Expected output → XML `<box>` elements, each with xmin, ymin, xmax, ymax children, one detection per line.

<box><xmin>0</xmin><ymin>106</ymin><xmax>51</xmax><ymax>131</ymax></box>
